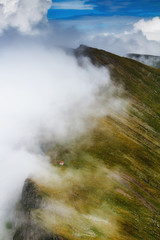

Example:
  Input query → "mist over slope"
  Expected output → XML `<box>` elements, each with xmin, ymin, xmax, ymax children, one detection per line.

<box><xmin>0</xmin><ymin>43</ymin><xmax>126</xmax><ymax>240</ymax></box>
<box><xmin>127</xmin><ymin>53</ymin><xmax>160</xmax><ymax>69</ymax></box>
<box><xmin>12</xmin><ymin>46</ymin><xmax>160</xmax><ymax>240</ymax></box>
<box><xmin>0</xmin><ymin>1</ymin><xmax>160</xmax><ymax>240</ymax></box>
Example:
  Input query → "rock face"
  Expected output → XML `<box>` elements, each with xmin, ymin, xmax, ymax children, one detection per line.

<box><xmin>21</xmin><ymin>178</ymin><xmax>42</xmax><ymax>213</ymax></box>
<box><xmin>13</xmin><ymin>179</ymin><xmax>66</xmax><ymax>240</ymax></box>
<box><xmin>13</xmin><ymin>222</ymin><xmax>64</xmax><ymax>240</ymax></box>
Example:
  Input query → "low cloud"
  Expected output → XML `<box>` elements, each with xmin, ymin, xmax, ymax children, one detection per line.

<box><xmin>0</xmin><ymin>42</ymin><xmax>125</xmax><ymax>238</ymax></box>
<box><xmin>1</xmin><ymin>1</ymin><xmax>159</xmax><ymax>238</ymax></box>
<box><xmin>74</xmin><ymin>17</ymin><xmax>160</xmax><ymax>56</ymax></box>
<box><xmin>47</xmin><ymin>16</ymin><xmax>160</xmax><ymax>56</ymax></box>
<box><xmin>79</xmin><ymin>32</ymin><xmax>160</xmax><ymax>56</ymax></box>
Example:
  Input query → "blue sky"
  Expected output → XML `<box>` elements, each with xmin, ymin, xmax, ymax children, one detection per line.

<box><xmin>48</xmin><ymin>0</ymin><xmax>160</xmax><ymax>20</ymax></box>
<box><xmin>46</xmin><ymin>0</ymin><xmax>160</xmax><ymax>56</ymax></box>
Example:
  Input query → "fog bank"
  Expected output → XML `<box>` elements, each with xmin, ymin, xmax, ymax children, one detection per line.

<box><xmin>0</xmin><ymin>42</ymin><xmax>125</xmax><ymax>239</ymax></box>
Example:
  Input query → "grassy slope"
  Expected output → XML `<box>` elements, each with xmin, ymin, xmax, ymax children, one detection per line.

<box><xmin>31</xmin><ymin>46</ymin><xmax>160</xmax><ymax>240</ymax></box>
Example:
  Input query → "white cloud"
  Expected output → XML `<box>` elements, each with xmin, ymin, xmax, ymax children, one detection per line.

<box><xmin>49</xmin><ymin>15</ymin><xmax>160</xmax><ymax>56</ymax></box>
<box><xmin>52</xmin><ymin>0</ymin><xmax>95</xmax><ymax>10</ymax></box>
<box><xmin>0</xmin><ymin>42</ymin><xmax>125</xmax><ymax>238</ymax></box>
<box><xmin>82</xmin><ymin>30</ymin><xmax>160</xmax><ymax>56</ymax></box>
<box><xmin>134</xmin><ymin>17</ymin><xmax>160</xmax><ymax>42</ymax></box>
<box><xmin>58</xmin><ymin>16</ymin><xmax>160</xmax><ymax>56</ymax></box>
<box><xmin>0</xmin><ymin>0</ymin><xmax>51</xmax><ymax>34</ymax></box>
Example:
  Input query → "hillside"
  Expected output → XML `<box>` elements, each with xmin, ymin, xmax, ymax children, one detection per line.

<box><xmin>13</xmin><ymin>46</ymin><xmax>160</xmax><ymax>240</ymax></box>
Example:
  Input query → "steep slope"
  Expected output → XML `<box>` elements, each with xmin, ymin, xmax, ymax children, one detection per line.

<box><xmin>75</xmin><ymin>45</ymin><xmax>160</xmax><ymax>135</ymax></box>
<box><xmin>13</xmin><ymin>46</ymin><xmax>160</xmax><ymax>240</ymax></box>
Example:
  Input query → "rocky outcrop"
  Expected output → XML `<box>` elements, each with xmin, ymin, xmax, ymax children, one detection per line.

<box><xmin>13</xmin><ymin>222</ymin><xmax>64</xmax><ymax>240</ymax></box>
<box><xmin>13</xmin><ymin>178</ymin><xmax>66</xmax><ymax>240</ymax></box>
<box><xmin>21</xmin><ymin>178</ymin><xmax>42</xmax><ymax>214</ymax></box>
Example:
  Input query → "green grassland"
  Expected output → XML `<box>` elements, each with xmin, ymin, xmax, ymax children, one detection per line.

<box><xmin>19</xmin><ymin>46</ymin><xmax>160</xmax><ymax>240</ymax></box>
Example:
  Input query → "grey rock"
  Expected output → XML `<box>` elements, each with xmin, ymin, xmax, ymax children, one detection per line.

<box><xmin>21</xmin><ymin>178</ymin><xmax>42</xmax><ymax>213</ymax></box>
<box><xmin>13</xmin><ymin>179</ymin><xmax>66</xmax><ymax>240</ymax></box>
<box><xmin>13</xmin><ymin>222</ymin><xmax>64</xmax><ymax>240</ymax></box>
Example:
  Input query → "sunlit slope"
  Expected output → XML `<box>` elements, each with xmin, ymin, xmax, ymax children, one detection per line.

<box><xmin>14</xmin><ymin>46</ymin><xmax>160</xmax><ymax>240</ymax></box>
<box><xmin>75</xmin><ymin>45</ymin><xmax>160</xmax><ymax>134</ymax></box>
